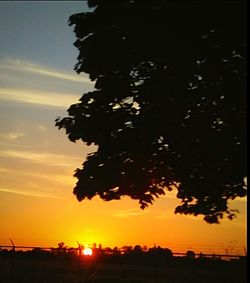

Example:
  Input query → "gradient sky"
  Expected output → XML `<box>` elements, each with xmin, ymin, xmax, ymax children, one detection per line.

<box><xmin>0</xmin><ymin>1</ymin><xmax>247</xmax><ymax>255</ymax></box>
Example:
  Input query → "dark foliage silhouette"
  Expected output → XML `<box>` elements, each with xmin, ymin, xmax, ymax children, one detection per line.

<box><xmin>56</xmin><ymin>1</ymin><xmax>247</xmax><ymax>223</ymax></box>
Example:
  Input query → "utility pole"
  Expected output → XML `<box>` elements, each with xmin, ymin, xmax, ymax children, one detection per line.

<box><xmin>9</xmin><ymin>239</ymin><xmax>16</xmax><ymax>283</ymax></box>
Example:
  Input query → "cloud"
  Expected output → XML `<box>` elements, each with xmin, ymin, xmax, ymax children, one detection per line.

<box><xmin>0</xmin><ymin>149</ymin><xmax>82</xmax><ymax>167</ymax></box>
<box><xmin>0</xmin><ymin>187</ymin><xmax>63</xmax><ymax>199</ymax></box>
<box><xmin>0</xmin><ymin>57</ymin><xmax>94</xmax><ymax>85</ymax></box>
<box><xmin>0</xmin><ymin>167</ymin><xmax>75</xmax><ymax>187</ymax></box>
<box><xmin>0</xmin><ymin>132</ymin><xmax>26</xmax><ymax>141</ymax></box>
<box><xmin>112</xmin><ymin>209</ymin><xmax>146</xmax><ymax>218</ymax></box>
<box><xmin>0</xmin><ymin>57</ymin><xmax>95</xmax><ymax>108</ymax></box>
<box><xmin>37</xmin><ymin>124</ymin><xmax>47</xmax><ymax>131</ymax></box>
<box><xmin>0</xmin><ymin>87</ymin><xmax>80</xmax><ymax>108</ymax></box>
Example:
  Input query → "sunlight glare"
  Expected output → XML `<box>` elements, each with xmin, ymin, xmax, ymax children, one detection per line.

<box><xmin>83</xmin><ymin>247</ymin><xmax>93</xmax><ymax>256</ymax></box>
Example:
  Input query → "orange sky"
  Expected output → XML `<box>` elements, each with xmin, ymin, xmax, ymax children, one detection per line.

<box><xmin>0</xmin><ymin>2</ymin><xmax>247</xmax><ymax>256</ymax></box>
<box><xmin>0</xmin><ymin>184</ymin><xmax>246</xmax><ymax>255</ymax></box>
<box><xmin>0</xmin><ymin>114</ymin><xmax>247</xmax><ymax>255</ymax></box>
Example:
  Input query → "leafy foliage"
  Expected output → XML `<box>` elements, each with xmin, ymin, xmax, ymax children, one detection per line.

<box><xmin>56</xmin><ymin>1</ymin><xmax>247</xmax><ymax>223</ymax></box>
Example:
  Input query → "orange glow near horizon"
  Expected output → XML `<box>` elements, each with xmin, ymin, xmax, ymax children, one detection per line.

<box><xmin>0</xmin><ymin>188</ymin><xmax>247</xmax><ymax>256</ymax></box>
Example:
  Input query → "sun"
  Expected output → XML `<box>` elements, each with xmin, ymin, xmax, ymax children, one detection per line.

<box><xmin>83</xmin><ymin>247</ymin><xmax>93</xmax><ymax>256</ymax></box>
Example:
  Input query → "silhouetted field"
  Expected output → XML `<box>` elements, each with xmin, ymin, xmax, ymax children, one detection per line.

<box><xmin>0</xmin><ymin>251</ymin><xmax>246</xmax><ymax>283</ymax></box>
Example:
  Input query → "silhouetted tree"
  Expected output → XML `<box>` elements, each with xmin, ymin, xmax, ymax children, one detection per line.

<box><xmin>133</xmin><ymin>245</ymin><xmax>143</xmax><ymax>254</ymax></box>
<box><xmin>57</xmin><ymin>242</ymin><xmax>67</xmax><ymax>253</ymax></box>
<box><xmin>113</xmin><ymin>246</ymin><xmax>120</xmax><ymax>255</ymax></box>
<box><xmin>164</xmin><ymin>248</ymin><xmax>173</xmax><ymax>259</ymax></box>
<box><xmin>186</xmin><ymin>250</ymin><xmax>195</xmax><ymax>260</ymax></box>
<box><xmin>56</xmin><ymin>1</ymin><xmax>247</xmax><ymax>223</ymax></box>
<box><xmin>121</xmin><ymin>245</ymin><xmax>133</xmax><ymax>254</ymax></box>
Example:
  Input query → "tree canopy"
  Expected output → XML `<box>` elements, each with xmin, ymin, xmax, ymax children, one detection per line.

<box><xmin>56</xmin><ymin>0</ymin><xmax>247</xmax><ymax>223</ymax></box>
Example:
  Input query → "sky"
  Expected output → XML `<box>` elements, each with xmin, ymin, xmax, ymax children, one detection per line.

<box><xmin>0</xmin><ymin>1</ymin><xmax>247</xmax><ymax>255</ymax></box>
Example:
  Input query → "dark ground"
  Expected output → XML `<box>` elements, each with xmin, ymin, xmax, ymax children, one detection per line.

<box><xmin>0</xmin><ymin>251</ymin><xmax>247</xmax><ymax>283</ymax></box>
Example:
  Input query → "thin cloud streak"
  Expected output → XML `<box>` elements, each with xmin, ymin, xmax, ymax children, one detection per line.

<box><xmin>0</xmin><ymin>132</ymin><xmax>26</xmax><ymax>141</ymax></box>
<box><xmin>0</xmin><ymin>167</ymin><xmax>75</xmax><ymax>187</ymax></box>
<box><xmin>0</xmin><ymin>149</ymin><xmax>82</xmax><ymax>167</ymax></box>
<box><xmin>112</xmin><ymin>209</ymin><xmax>146</xmax><ymax>218</ymax></box>
<box><xmin>1</xmin><ymin>57</ymin><xmax>94</xmax><ymax>85</ymax></box>
<box><xmin>0</xmin><ymin>87</ymin><xmax>80</xmax><ymax>108</ymax></box>
<box><xmin>0</xmin><ymin>187</ymin><xmax>63</xmax><ymax>199</ymax></box>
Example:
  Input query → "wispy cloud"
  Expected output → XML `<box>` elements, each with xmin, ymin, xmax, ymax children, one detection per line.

<box><xmin>0</xmin><ymin>87</ymin><xmax>80</xmax><ymax>108</ymax></box>
<box><xmin>0</xmin><ymin>187</ymin><xmax>63</xmax><ymax>199</ymax></box>
<box><xmin>0</xmin><ymin>167</ymin><xmax>75</xmax><ymax>186</ymax></box>
<box><xmin>0</xmin><ymin>149</ymin><xmax>81</xmax><ymax>167</ymax></box>
<box><xmin>0</xmin><ymin>132</ymin><xmax>26</xmax><ymax>141</ymax></box>
<box><xmin>0</xmin><ymin>57</ymin><xmax>93</xmax><ymax>85</ymax></box>
<box><xmin>112</xmin><ymin>209</ymin><xmax>146</xmax><ymax>218</ymax></box>
<box><xmin>153</xmin><ymin>212</ymin><xmax>206</xmax><ymax>222</ymax></box>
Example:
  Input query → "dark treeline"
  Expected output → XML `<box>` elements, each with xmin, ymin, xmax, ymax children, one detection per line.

<box><xmin>0</xmin><ymin>243</ymin><xmax>246</xmax><ymax>263</ymax></box>
<box><xmin>0</xmin><ymin>244</ymin><xmax>246</xmax><ymax>283</ymax></box>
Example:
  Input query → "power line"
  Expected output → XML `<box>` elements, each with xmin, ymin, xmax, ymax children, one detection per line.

<box><xmin>0</xmin><ymin>245</ymin><xmax>245</xmax><ymax>258</ymax></box>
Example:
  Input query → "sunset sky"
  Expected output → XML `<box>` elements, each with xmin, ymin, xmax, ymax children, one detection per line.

<box><xmin>0</xmin><ymin>1</ymin><xmax>247</xmax><ymax>255</ymax></box>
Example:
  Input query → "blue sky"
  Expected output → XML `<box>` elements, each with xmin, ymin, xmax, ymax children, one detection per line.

<box><xmin>0</xmin><ymin>1</ymin><xmax>95</xmax><ymax>109</ymax></box>
<box><xmin>0</xmin><ymin>1</ymin><xmax>90</xmax><ymax>69</ymax></box>
<box><xmin>0</xmin><ymin>1</ymin><xmax>246</xmax><ymax>254</ymax></box>
<box><xmin>0</xmin><ymin>2</ymin><xmax>96</xmax><ymax>194</ymax></box>
<box><xmin>0</xmin><ymin>1</ymin><xmax>96</xmax><ymax>203</ymax></box>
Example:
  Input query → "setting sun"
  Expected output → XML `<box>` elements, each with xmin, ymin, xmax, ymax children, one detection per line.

<box><xmin>83</xmin><ymin>247</ymin><xmax>93</xmax><ymax>256</ymax></box>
